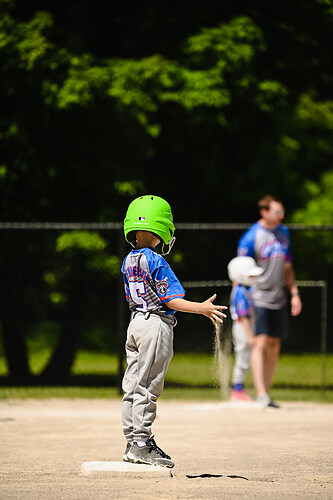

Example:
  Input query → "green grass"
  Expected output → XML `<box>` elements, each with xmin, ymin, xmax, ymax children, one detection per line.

<box><xmin>0</xmin><ymin>350</ymin><xmax>119</xmax><ymax>376</ymax></box>
<box><xmin>163</xmin><ymin>352</ymin><xmax>333</xmax><ymax>402</ymax></box>
<box><xmin>0</xmin><ymin>386</ymin><xmax>120</xmax><ymax>399</ymax></box>
<box><xmin>0</xmin><ymin>351</ymin><xmax>332</xmax><ymax>402</ymax></box>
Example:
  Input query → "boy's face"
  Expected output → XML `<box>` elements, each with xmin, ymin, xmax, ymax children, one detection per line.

<box><xmin>247</xmin><ymin>275</ymin><xmax>257</xmax><ymax>285</ymax></box>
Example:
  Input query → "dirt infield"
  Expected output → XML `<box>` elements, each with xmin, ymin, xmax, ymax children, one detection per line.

<box><xmin>1</xmin><ymin>398</ymin><xmax>332</xmax><ymax>499</ymax></box>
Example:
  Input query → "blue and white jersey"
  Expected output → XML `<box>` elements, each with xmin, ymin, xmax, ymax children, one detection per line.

<box><xmin>237</xmin><ymin>221</ymin><xmax>291</xmax><ymax>309</ymax></box>
<box><xmin>122</xmin><ymin>247</ymin><xmax>185</xmax><ymax>315</ymax></box>
<box><xmin>230</xmin><ymin>285</ymin><xmax>255</xmax><ymax>322</ymax></box>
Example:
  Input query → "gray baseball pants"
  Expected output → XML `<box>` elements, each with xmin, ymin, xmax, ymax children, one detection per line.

<box><xmin>121</xmin><ymin>313</ymin><xmax>174</xmax><ymax>443</ymax></box>
<box><xmin>232</xmin><ymin>321</ymin><xmax>252</xmax><ymax>385</ymax></box>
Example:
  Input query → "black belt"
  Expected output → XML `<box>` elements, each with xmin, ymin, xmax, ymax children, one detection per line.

<box><xmin>133</xmin><ymin>310</ymin><xmax>177</xmax><ymax>326</ymax></box>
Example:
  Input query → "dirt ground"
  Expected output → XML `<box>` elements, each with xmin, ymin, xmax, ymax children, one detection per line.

<box><xmin>1</xmin><ymin>398</ymin><xmax>332</xmax><ymax>500</ymax></box>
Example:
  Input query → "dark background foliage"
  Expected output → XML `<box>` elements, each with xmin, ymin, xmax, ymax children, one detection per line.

<box><xmin>0</xmin><ymin>0</ymin><xmax>332</xmax><ymax>382</ymax></box>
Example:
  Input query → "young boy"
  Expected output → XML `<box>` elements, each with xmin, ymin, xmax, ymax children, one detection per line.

<box><xmin>227</xmin><ymin>256</ymin><xmax>263</xmax><ymax>402</ymax></box>
<box><xmin>121</xmin><ymin>195</ymin><xmax>227</xmax><ymax>468</ymax></box>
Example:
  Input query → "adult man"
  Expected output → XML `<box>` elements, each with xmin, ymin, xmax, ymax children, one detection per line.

<box><xmin>237</xmin><ymin>195</ymin><xmax>302</xmax><ymax>407</ymax></box>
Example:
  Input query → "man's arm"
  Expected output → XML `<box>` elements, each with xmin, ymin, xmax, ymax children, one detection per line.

<box><xmin>284</xmin><ymin>262</ymin><xmax>302</xmax><ymax>316</ymax></box>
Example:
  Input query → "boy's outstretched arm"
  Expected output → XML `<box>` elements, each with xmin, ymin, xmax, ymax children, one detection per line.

<box><xmin>167</xmin><ymin>294</ymin><xmax>227</xmax><ymax>325</ymax></box>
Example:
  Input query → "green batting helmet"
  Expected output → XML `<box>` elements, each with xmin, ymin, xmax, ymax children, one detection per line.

<box><xmin>124</xmin><ymin>195</ymin><xmax>175</xmax><ymax>246</ymax></box>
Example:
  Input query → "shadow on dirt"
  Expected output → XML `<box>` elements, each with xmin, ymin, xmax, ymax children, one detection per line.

<box><xmin>186</xmin><ymin>473</ymin><xmax>248</xmax><ymax>480</ymax></box>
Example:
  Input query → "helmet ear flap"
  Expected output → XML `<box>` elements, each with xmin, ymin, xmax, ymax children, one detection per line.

<box><xmin>127</xmin><ymin>231</ymin><xmax>136</xmax><ymax>246</ymax></box>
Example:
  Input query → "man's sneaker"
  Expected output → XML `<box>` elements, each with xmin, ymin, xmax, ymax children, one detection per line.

<box><xmin>257</xmin><ymin>394</ymin><xmax>280</xmax><ymax>408</ymax></box>
<box><xmin>123</xmin><ymin>442</ymin><xmax>131</xmax><ymax>462</ymax></box>
<box><xmin>127</xmin><ymin>436</ymin><xmax>175</xmax><ymax>468</ymax></box>
<box><xmin>267</xmin><ymin>399</ymin><xmax>280</xmax><ymax>408</ymax></box>
<box><xmin>230</xmin><ymin>389</ymin><xmax>253</xmax><ymax>402</ymax></box>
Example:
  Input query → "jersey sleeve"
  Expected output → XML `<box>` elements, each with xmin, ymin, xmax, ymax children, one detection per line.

<box><xmin>233</xmin><ymin>286</ymin><xmax>249</xmax><ymax>317</ymax></box>
<box><xmin>152</xmin><ymin>261</ymin><xmax>185</xmax><ymax>303</ymax></box>
<box><xmin>281</xmin><ymin>225</ymin><xmax>292</xmax><ymax>262</ymax></box>
<box><xmin>237</xmin><ymin>225</ymin><xmax>256</xmax><ymax>257</ymax></box>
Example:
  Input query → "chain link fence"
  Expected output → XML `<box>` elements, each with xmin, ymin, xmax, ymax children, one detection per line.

<box><xmin>180</xmin><ymin>279</ymin><xmax>328</xmax><ymax>395</ymax></box>
<box><xmin>0</xmin><ymin>223</ymin><xmax>331</xmax><ymax>394</ymax></box>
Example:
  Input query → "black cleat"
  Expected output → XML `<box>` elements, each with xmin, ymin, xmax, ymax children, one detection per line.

<box><xmin>127</xmin><ymin>436</ymin><xmax>175</xmax><ymax>468</ymax></box>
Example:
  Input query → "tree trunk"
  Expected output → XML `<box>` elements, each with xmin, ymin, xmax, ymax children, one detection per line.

<box><xmin>39</xmin><ymin>257</ymin><xmax>86</xmax><ymax>383</ymax></box>
<box><xmin>0</xmin><ymin>262</ymin><xmax>31</xmax><ymax>383</ymax></box>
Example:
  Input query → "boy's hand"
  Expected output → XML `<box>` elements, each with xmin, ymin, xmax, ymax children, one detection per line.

<box><xmin>201</xmin><ymin>294</ymin><xmax>227</xmax><ymax>325</ymax></box>
<box><xmin>166</xmin><ymin>295</ymin><xmax>227</xmax><ymax>325</ymax></box>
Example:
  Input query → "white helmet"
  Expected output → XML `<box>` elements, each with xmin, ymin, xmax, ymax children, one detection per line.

<box><xmin>227</xmin><ymin>256</ymin><xmax>263</xmax><ymax>286</ymax></box>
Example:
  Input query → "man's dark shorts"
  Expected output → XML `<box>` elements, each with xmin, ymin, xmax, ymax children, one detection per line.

<box><xmin>255</xmin><ymin>306</ymin><xmax>288</xmax><ymax>339</ymax></box>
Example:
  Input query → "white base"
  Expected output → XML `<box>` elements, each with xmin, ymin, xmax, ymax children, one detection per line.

<box><xmin>80</xmin><ymin>461</ymin><xmax>172</xmax><ymax>477</ymax></box>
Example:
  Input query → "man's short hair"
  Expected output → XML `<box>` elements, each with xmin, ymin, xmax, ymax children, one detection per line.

<box><xmin>257</xmin><ymin>195</ymin><xmax>283</xmax><ymax>212</ymax></box>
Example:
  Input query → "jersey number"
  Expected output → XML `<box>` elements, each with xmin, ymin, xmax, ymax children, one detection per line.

<box><xmin>129</xmin><ymin>281</ymin><xmax>148</xmax><ymax>310</ymax></box>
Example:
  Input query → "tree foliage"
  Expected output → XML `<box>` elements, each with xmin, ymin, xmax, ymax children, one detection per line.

<box><xmin>1</xmin><ymin>0</ymin><xmax>333</xmax><ymax>380</ymax></box>
<box><xmin>1</xmin><ymin>0</ymin><xmax>333</xmax><ymax>221</ymax></box>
